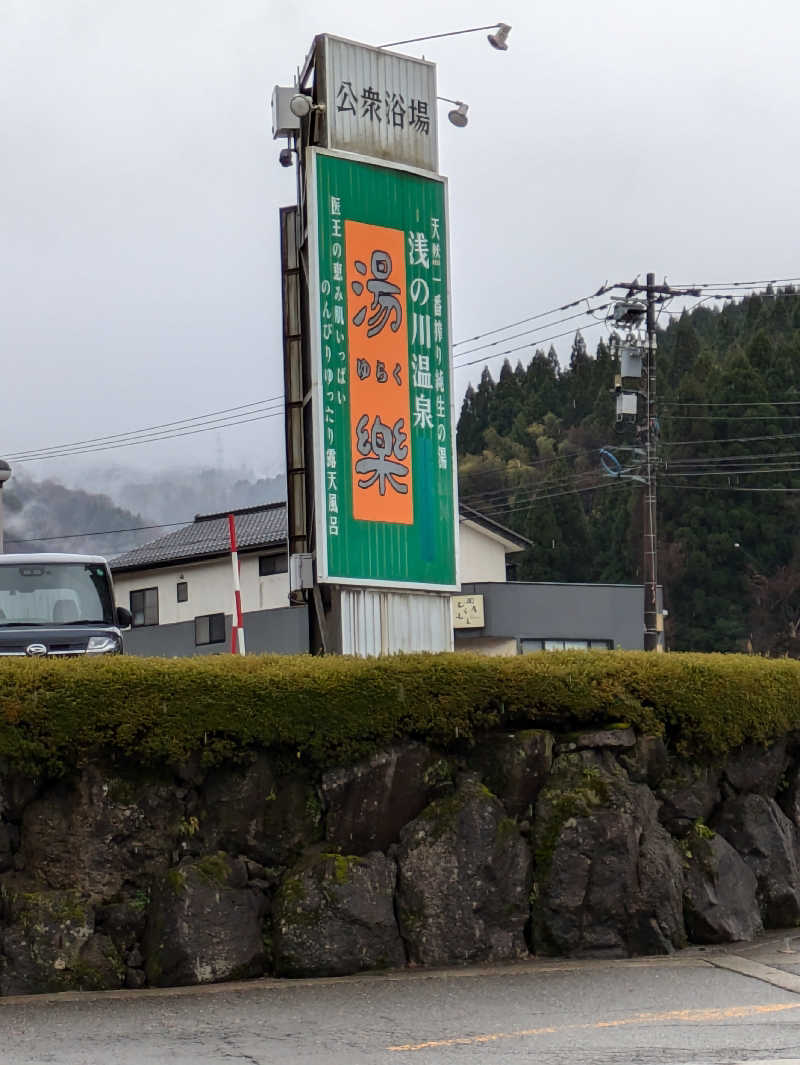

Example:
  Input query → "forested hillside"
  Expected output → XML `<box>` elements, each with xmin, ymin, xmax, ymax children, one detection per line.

<box><xmin>2</xmin><ymin>468</ymin><xmax>286</xmax><ymax>559</ymax></box>
<box><xmin>456</xmin><ymin>287</ymin><xmax>800</xmax><ymax>654</ymax></box>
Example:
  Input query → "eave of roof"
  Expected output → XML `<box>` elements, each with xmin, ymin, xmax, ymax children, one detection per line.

<box><xmin>457</xmin><ymin>503</ymin><xmax>532</xmax><ymax>552</ymax></box>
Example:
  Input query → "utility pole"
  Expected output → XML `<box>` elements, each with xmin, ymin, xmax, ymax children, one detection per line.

<box><xmin>608</xmin><ymin>277</ymin><xmax>701</xmax><ymax>650</ymax></box>
<box><xmin>0</xmin><ymin>461</ymin><xmax>10</xmax><ymax>553</ymax></box>
<box><xmin>643</xmin><ymin>272</ymin><xmax>659</xmax><ymax>651</ymax></box>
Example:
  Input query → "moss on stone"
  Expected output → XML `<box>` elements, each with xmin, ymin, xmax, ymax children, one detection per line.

<box><xmin>495</xmin><ymin>816</ymin><xmax>521</xmax><ymax>846</ymax></box>
<box><xmin>166</xmin><ymin>868</ymin><xmax>187</xmax><ymax>895</ymax></box>
<box><xmin>193</xmin><ymin>853</ymin><xmax>230</xmax><ymax>886</ymax></box>
<box><xmin>177</xmin><ymin>815</ymin><xmax>200</xmax><ymax>838</ymax></box>
<box><xmin>693</xmin><ymin>818</ymin><xmax>715</xmax><ymax>840</ymax></box>
<box><xmin>304</xmin><ymin>789</ymin><xmax>323</xmax><ymax>828</ymax></box>
<box><xmin>412</xmin><ymin>780</ymin><xmax>497</xmax><ymax>846</ymax></box>
<box><xmin>678</xmin><ymin>819</ymin><xmax>717</xmax><ymax>867</ymax></box>
<box><xmin>130</xmin><ymin>888</ymin><xmax>150</xmax><ymax>912</ymax></box>
<box><xmin>422</xmin><ymin>758</ymin><xmax>453</xmax><ymax>788</ymax></box>
<box><xmin>534</xmin><ymin>767</ymin><xmax>612</xmax><ymax>878</ymax></box>
<box><xmin>321</xmin><ymin>852</ymin><xmax>364</xmax><ymax>885</ymax></box>
<box><xmin>12</xmin><ymin>890</ymin><xmax>90</xmax><ymax>931</ymax></box>
<box><xmin>278</xmin><ymin>874</ymin><xmax>304</xmax><ymax>907</ymax></box>
<box><xmin>71</xmin><ymin>950</ymin><xmax>125</xmax><ymax>991</ymax></box>
<box><xmin>107</xmin><ymin>774</ymin><xmax>144</xmax><ymax>806</ymax></box>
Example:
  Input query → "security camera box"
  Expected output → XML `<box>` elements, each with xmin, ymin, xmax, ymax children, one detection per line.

<box><xmin>272</xmin><ymin>86</ymin><xmax>302</xmax><ymax>139</ymax></box>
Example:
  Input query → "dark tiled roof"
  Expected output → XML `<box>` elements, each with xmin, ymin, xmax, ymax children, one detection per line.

<box><xmin>110</xmin><ymin>503</ymin><xmax>286</xmax><ymax>572</ymax></box>
<box><xmin>110</xmin><ymin>500</ymin><xmax>530</xmax><ymax>573</ymax></box>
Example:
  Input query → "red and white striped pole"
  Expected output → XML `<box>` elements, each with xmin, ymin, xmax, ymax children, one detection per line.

<box><xmin>228</xmin><ymin>513</ymin><xmax>246</xmax><ymax>655</ymax></box>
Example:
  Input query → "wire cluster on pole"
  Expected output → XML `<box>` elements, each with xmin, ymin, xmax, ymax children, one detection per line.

<box><xmin>601</xmin><ymin>275</ymin><xmax>709</xmax><ymax>650</ymax></box>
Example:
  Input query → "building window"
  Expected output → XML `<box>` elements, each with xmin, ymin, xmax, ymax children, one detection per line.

<box><xmin>195</xmin><ymin>613</ymin><xmax>226</xmax><ymax>646</ymax></box>
<box><xmin>259</xmin><ymin>553</ymin><xmax>288</xmax><ymax>576</ymax></box>
<box><xmin>130</xmin><ymin>587</ymin><xmax>158</xmax><ymax>627</ymax></box>
<box><xmin>520</xmin><ymin>638</ymin><xmax>612</xmax><ymax>653</ymax></box>
<box><xmin>176</xmin><ymin>581</ymin><xmax>188</xmax><ymax>603</ymax></box>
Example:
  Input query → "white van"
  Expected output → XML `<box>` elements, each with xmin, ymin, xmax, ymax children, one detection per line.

<box><xmin>0</xmin><ymin>553</ymin><xmax>131</xmax><ymax>657</ymax></box>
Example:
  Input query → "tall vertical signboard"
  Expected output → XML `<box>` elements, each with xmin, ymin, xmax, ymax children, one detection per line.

<box><xmin>308</xmin><ymin>150</ymin><xmax>457</xmax><ymax>590</ymax></box>
<box><xmin>316</xmin><ymin>35</ymin><xmax>439</xmax><ymax>173</ymax></box>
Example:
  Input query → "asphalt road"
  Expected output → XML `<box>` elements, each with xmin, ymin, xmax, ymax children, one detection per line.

<box><xmin>6</xmin><ymin>935</ymin><xmax>800</xmax><ymax>1064</ymax></box>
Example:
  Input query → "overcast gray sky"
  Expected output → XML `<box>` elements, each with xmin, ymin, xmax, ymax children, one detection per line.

<box><xmin>3</xmin><ymin>0</ymin><xmax>800</xmax><ymax>486</ymax></box>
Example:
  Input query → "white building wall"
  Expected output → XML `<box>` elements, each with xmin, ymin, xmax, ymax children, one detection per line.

<box><xmin>112</xmin><ymin>521</ymin><xmax>515</xmax><ymax>632</ymax></box>
<box><xmin>458</xmin><ymin>524</ymin><xmax>508</xmax><ymax>583</ymax></box>
<box><xmin>112</xmin><ymin>555</ymin><xmax>288</xmax><ymax>626</ymax></box>
<box><xmin>238</xmin><ymin>554</ymin><xmax>289</xmax><ymax>612</ymax></box>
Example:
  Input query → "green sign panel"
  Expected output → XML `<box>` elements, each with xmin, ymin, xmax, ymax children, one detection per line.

<box><xmin>309</xmin><ymin>149</ymin><xmax>458</xmax><ymax>589</ymax></box>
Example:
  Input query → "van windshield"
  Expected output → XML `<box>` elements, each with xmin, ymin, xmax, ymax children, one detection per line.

<box><xmin>0</xmin><ymin>563</ymin><xmax>115</xmax><ymax>626</ymax></box>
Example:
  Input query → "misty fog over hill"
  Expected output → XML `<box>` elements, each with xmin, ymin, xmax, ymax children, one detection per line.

<box><xmin>3</xmin><ymin>466</ymin><xmax>286</xmax><ymax>559</ymax></box>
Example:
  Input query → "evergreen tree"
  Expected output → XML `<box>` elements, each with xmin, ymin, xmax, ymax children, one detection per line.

<box><xmin>564</xmin><ymin>332</ymin><xmax>595</xmax><ymax>425</ymax></box>
<box><xmin>456</xmin><ymin>385</ymin><xmax>481</xmax><ymax>455</ymax></box>
<box><xmin>454</xmin><ymin>289</ymin><xmax>800</xmax><ymax>651</ymax></box>
<box><xmin>488</xmin><ymin>359</ymin><xmax>522</xmax><ymax>437</ymax></box>
<box><xmin>523</xmin><ymin>347</ymin><xmax>561</xmax><ymax>422</ymax></box>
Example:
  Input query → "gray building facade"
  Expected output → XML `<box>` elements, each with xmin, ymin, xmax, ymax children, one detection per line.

<box><xmin>455</xmin><ymin>581</ymin><xmax>661</xmax><ymax>653</ymax></box>
<box><xmin>122</xmin><ymin>604</ymin><xmax>309</xmax><ymax>657</ymax></box>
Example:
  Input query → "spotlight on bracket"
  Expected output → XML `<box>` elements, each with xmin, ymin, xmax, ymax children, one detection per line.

<box><xmin>289</xmin><ymin>93</ymin><xmax>313</xmax><ymax>118</ymax></box>
<box><xmin>289</xmin><ymin>93</ymin><xmax>325</xmax><ymax>119</ymax></box>
<box><xmin>448</xmin><ymin>102</ymin><xmax>469</xmax><ymax>127</ymax></box>
<box><xmin>488</xmin><ymin>22</ymin><xmax>511</xmax><ymax>50</ymax></box>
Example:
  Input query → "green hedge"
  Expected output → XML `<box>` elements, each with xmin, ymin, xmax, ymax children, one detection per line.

<box><xmin>1</xmin><ymin>651</ymin><xmax>800</xmax><ymax>776</ymax></box>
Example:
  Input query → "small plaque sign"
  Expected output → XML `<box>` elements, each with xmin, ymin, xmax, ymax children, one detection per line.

<box><xmin>452</xmin><ymin>594</ymin><xmax>485</xmax><ymax>629</ymax></box>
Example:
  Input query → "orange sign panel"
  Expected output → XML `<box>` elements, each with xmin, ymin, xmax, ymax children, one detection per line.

<box><xmin>345</xmin><ymin>220</ymin><xmax>413</xmax><ymax>525</ymax></box>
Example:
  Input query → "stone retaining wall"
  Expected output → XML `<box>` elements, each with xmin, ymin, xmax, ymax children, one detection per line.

<box><xmin>1</xmin><ymin>727</ymin><xmax>797</xmax><ymax>994</ymax></box>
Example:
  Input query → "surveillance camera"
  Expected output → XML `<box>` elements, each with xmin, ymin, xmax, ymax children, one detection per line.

<box><xmin>279</xmin><ymin>148</ymin><xmax>294</xmax><ymax>168</ymax></box>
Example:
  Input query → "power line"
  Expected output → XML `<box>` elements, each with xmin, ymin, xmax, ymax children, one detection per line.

<box><xmin>8</xmin><ymin>468</ymin><xmax>623</xmax><ymax>546</ymax></box>
<box><xmin>661</xmin><ymin>481</ymin><xmax>800</xmax><ymax>494</ymax></box>
<box><xmin>460</xmin><ymin>466</ymin><xmax>607</xmax><ymax>507</ymax></box>
<box><xmin>5</xmin><ymin>520</ymin><xmax>194</xmax><ymax>545</ymax></box>
<box><xmin>669</xmin><ymin>276</ymin><xmax>800</xmax><ymax>290</ymax></box>
<box><xmin>453</xmin><ymin>320</ymin><xmax>607</xmax><ymax>371</ymax></box>
<box><xmin>664</xmin><ymin>449</ymin><xmax>800</xmax><ymax>466</ymax></box>
<box><xmin>452</xmin><ymin>286</ymin><xmax>609</xmax><ymax>347</ymax></box>
<box><xmin>661</xmin><ymin>430</ymin><xmax>800</xmax><ymax>448</ymax></box>
<box><xmin>655</xmin><ymin>284</ymin><xmax>800</xmax><ymax>319</ymax></box>
<box><xmin>8</xmin><ymin>273</ymin><xmax>798</xmax><ymax>467</ymax></box>
<box><xmin>662</xmin><ymin>465</ymin><xmax>800</xmax><ymax>478</ymax></box>
<box><xmin>475</xmin><ymin>479</ymin><xmax>629</xmax><ymax>519</ymax></box>
<box><xmin>9</xmin><ymin>409</ymin><xmax>285</xmax><ymax>464</ymax></box>
<box><xmin>5</xmin><ymin>291</ymin><xmax>614</xmax><ymax>461</ymax></box>
<box><xmin>661</xmin><ymin>399</ymin><xmax>800</xmax><ymax>407</ymax></box>
<box><xmin>662</xmin><ymin>412</ymin><xmax>799</xmax><ymax>421</ymax></box>
<box><xmin>452</xmin><ymin>305</ymin><xmax>610</xmax><ymax>362</ymax></box>
<box><xmin>5</xmin><ymin>396</ymin><xmax>284</xmax><ymax>461</ymax></box>
<box><xmin>467</xmin><ymin>469</ymin><xmax>622</xmax><ymax>512</ymax></box>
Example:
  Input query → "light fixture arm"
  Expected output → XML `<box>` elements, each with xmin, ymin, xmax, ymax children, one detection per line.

<box><xmin>380</xmin><ymin>23</ymin><xmax>508</xmax><ymax>49</ymax></box>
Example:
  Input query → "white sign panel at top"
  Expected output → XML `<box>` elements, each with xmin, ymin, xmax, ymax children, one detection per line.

<box><xmin>319</xmin><ymin>35</ymin><xmax>438</xmax><ymax>173</ymax></box>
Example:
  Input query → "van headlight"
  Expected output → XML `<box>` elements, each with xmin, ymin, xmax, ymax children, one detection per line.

<box><xmin>86</xmin><ymin>635</ymin><xmax>121</xmax><ymax>654</ymax></box>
